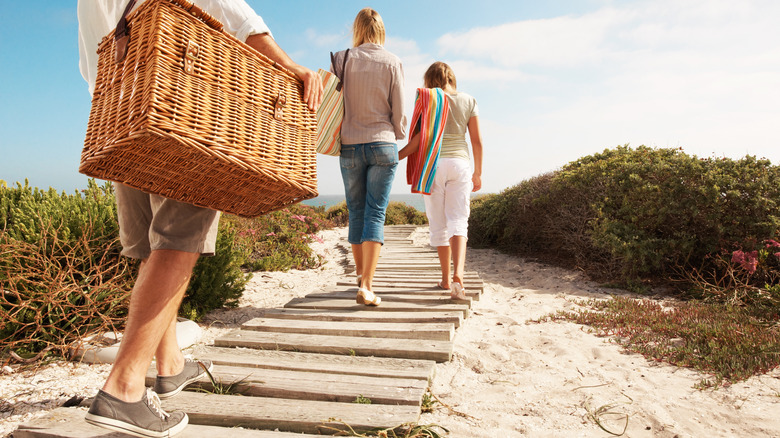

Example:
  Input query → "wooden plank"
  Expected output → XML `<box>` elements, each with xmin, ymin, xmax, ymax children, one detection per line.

<box><xmin>304</xmin><ymin>291</ymin><xmax>471</xmax><ymax>308</ymax></box>
<box><xmin>284</xmin><ymin>298</ymin><xmax>470</xmax><ymax>318</ymax></box>
<box><xmin>13</xmin><ymin>407</ymin><xmax>324</xmax><ymax>438</ymax></box>
<box><xmin>253</xmin><ymin>308</ymin><xmax>463</xmax><ymax>328</ymax></box>
<box><xmin>214</xmin><ymin>330</ymin><xmax>453</xmax><ymax>362</ymax></box>
<box><xmin>242</xmin><ymin>317</ymin><xmax>454</xmax><ymax>341</ymax></box>
<box><xmin>190</xmin><ymin>346</ymin><xmax>436</xmax><ymax>381</ymax></box>
<box><xmin>145</xmin><ymin>364</ymin><xmax>427</xmax><ymax>406</ymax></box>
<box><xmin>349</xmin><ymin>286</ymin><xmax>480</xmax><ymax>301</ymax></box>
<box><xmin>164</xmin><ymin>392</ymin><xmax>421</xmax><ymax>434</ymax></box>
<box><xmin>337</xmin><ymin>279</ymin><xmax>483</xmax><ymax>289</ymax></box>
<box><xmin>329</xmin><ymin>285</ymin><xmax>479</xmax><ymax>300</ymax></box>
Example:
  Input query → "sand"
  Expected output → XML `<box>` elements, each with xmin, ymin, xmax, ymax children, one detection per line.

<box><xmin>2</xmin><ymin>226</ymin><xmax>779</xmax><ymax>437</ymax></box>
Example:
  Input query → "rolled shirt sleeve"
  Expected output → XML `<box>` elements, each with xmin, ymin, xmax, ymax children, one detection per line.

<box><xmin>78</xmin><ymin>0</ymin><xmax>272</xmax><ymax>94</ymax></box>
<box><xmin>197</xmin><ymin>0</ymin><xmax>272</xmax><ymax>42</ymax></box>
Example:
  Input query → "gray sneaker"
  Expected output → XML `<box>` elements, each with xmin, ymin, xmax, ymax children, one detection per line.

<box><xmin>154</xmin><ymin>359</ymin><xmax>213</xmax><ymax>399</ymax></box>
<box><xmin>85</xmin><ymin>388</ymin><xmax>188</xmax><ymax>437</ymax></box>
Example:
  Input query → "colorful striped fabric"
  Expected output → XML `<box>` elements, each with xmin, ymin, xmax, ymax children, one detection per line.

<box><xmin>314</xmin><ymin>69</ymin><xmax>344</xmax><ymax>156</ymax></box>
<box><xmin>406</xmin><ymin>88</ymin><xmax>450</xmax><ymax>195</ymax></box>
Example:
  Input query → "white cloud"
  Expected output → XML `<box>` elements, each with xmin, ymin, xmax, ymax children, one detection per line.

<box><xmin>427</xmin><ymin>0</ymin><xmax>780</xmax><ymax>192</ymax></box>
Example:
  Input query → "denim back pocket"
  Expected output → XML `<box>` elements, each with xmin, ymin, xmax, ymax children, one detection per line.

<box><xmin>370</xmin><ymin>143</ymin><xmax>398</xmax><ymax>166</ymax></box>
<box><xmin>340</xmin><ymin>145</ymin><xmax>357</xmax><ymax>170</ymax></box>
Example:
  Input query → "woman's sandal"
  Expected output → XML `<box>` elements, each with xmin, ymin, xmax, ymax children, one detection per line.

<box><xmin>356</xmin><ymin>287</ymin><xmax>381</xmax><ymax>306</ymax></box>
<box><xmin>450</xmin><ymin>282</ymin><xmax>467</xmax><ymax>300</ymax></box>
<box><xmin>356</xmin><ymin>274</ymin><xmax>363</xmax><ymax>287</ymax></box>
<box><xmin>436</xmin><ymin>281</ymin><xmax>450</xmax><ymax>290</ymax></box>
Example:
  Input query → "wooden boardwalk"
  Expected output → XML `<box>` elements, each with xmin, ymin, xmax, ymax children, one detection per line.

<box><xmin>15</xmin><ymin>225</ymin><xmax>483</xmax><ymax>437</ymax></box>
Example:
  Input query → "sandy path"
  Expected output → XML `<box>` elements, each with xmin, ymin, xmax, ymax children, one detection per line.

<box><xmin>2</xmin><ymin>226</ymin><xmax>779</xmax><ymax>437</ymax></box>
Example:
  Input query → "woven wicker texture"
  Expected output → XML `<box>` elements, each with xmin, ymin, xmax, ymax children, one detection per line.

<box><xmin>80</xmin><ymin>0</ymin><xmax>318</xmax><ymax>217</ymax></box>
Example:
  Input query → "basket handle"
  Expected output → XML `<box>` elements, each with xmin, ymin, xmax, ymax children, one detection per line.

<box><xmin>114</xmin><ymin>0</ymin><xmax>138</xmax><ymax>63</ymax></box>
<box><xmin>114</xmin><ymin>0</ymin><xmax>224</xmax><ymax>64</ymax></box>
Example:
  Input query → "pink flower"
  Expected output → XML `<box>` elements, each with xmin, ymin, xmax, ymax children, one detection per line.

<box><xmin>766</xmin><ymin>239</ymin><xmax>780</xmax><ymax>248</ymax></box>
<box><xmin>775</xmin><ymin>252</ymin><xmax>780</xmax><ymax>259</ymax></box>
<box><xmin>291</xmin><ymin>215</ymin><xmax>307</xmax><ymax>222</ymax></box>
<box><xmin>309</xmin><ymin>233</ymin><xmax>323</xmax><ymax>244</ymax></box>
<box><xmin>266</xmin><ymin>232</ymin><xmax>276</xmax><ymax>237</ymax></box>
<box><xmin>731</xmin><ymin>250</ymin><xmax>758</xmax><ymax>274</ymax></box>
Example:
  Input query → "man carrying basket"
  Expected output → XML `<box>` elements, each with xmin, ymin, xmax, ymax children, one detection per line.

<box><xmin>77</xmin><ymin>1</ymin><xmax>323</xmax><ymax>436</ymax></box>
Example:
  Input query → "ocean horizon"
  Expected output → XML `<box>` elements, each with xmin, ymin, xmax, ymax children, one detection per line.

<box><xmin>302</xmin><ymin>194</ymin><xmax>427</xmax><ymax>212</ymax></box>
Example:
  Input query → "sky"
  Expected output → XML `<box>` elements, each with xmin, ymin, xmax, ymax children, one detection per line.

<box><xmin>1</xmin><ymin>0</ymin><xmax>779</xmax><ymax>197</ymax></box>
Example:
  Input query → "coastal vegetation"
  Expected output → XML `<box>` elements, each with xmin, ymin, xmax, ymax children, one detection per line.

<box><xmin>0</xmin><ymin>179</ymin><xmax>422</xmax><ymax>360</ymax></box>
<box><xmin>470</xmin><ymin>145</ymin><xmax>780</xmax><ymax>386</ymax></box>
<box><xmin>2</xmin><ymin>144</ymin><xmax>778</xmax><ymax>387</ymax></box>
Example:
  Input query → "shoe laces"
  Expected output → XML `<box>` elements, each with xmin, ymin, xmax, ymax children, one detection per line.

<box><xmin>145</xmin><ymin>388</ymin><xmax>170</xmax><ymax>419</ymax></box>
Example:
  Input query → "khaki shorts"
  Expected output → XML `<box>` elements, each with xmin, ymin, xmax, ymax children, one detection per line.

<box><xmin>114</xmin><ymin>183</ymin><xmax>221</xmax><ymax>260</ymax></box>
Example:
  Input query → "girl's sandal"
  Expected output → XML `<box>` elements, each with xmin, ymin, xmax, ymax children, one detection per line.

<box><xmin>356</xmin><ymin>287</ymin><xmax>381</xmax><ymax>306</ymax></box>
<box><xmin>437</xmin><ymin>281</ymin><xmax>450</xmax><ymax>290</ymax></box>
<box><xmin>450</xmin><ymin>282</ymin><xmax>467</xmax><ymax>300</ymax></box>
<box><xmin>356</xmin><ymin>274</ymin><xmax>362</xmax><ymax>287</ymax></box>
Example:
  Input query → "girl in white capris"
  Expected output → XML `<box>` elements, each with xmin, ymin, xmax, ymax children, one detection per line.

<box><xmin>399</xmin><ymin>61</ymin><xmax>484</xmax><ymax>300</ymax></box>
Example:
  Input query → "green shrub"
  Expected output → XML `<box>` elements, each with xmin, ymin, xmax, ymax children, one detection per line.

<box><xmin>226</xmin><ymin>204</ymin><xmax>334</xmax><ymax>271</ymax></box>
<box><xmin>385</xmin><ymin>201</ymin><xmax>427</xmax><ymax>225</ymax></box>
<box><xmin>470</xmin><ymin>145</ymin><xmax>780</xmax><ymax>288</ymax></box>
<box><xmin>182</xmin><ymin>222</ymin><xmax>250</xmax><ymax>321</ymax></box>
<box><xmin>324</xmin><ymin>200</ymin><xmax>427</xmax><ymax>227</ymax></box>
<box><xmin>326</xmin><ymin>201</ymin><xmax>349</xmax><ymax>226</ymax></box>
<box><xmin>0</xmin><ymin>180</ymin><xmax>132</xmax><ymax>359</ymax></box>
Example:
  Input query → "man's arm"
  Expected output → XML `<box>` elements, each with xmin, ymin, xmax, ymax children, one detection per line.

<box><xmin>245</xmin><ymin>33</ymin><xmax>323</xmax><ymax>111</ymax></box>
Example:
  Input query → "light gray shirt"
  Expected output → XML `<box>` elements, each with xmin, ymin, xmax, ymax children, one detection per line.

<box><xmin>332</xmin><ymin>43</ymin><xmax>407</xmax><ymax>144</ymax></box>
<box><xmin>441</xmin><ymin>91</ymin><xmax>479</xmax><ymax>160</ymax></box>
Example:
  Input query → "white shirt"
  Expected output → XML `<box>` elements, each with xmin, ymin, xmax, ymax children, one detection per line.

<box><xmin>77</xmin><ymin>0</ymin><xmax>272</xmax><ymax>95</ymax></box>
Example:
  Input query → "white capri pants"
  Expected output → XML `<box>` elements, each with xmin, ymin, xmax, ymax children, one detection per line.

<box><xmin>423</xmin><ymin>158</ymin><xmax>472</xmax><ymax>247</ymax></box>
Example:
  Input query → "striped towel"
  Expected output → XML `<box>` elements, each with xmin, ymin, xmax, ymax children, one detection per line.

<box><xmin>406</xmin><ymin>88</ymin><xmax>449</xmax><ymax>195</ymax></box>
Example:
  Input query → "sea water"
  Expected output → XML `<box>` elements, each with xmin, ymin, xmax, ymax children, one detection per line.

<box><xmin>302</xmin><ymin>194</ymin><xmax>426</xmax><ymax>212</ymax></box>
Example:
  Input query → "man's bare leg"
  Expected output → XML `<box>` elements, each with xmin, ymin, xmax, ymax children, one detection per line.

<box><xmin>101</xmin><ymin>249</ymin><xmax>200</xmax><ymax>402</ymax></box>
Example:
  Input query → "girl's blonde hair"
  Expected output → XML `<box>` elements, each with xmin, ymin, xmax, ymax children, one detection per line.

<box><xmin>424</xmin><ymin>61</ymin><xmax>457</xmax><ymax>90</ymax></box>
<box><xmin>352</xmin><ymin>8</ymin><xmax>386</xmax><ymax>47</ymax></box>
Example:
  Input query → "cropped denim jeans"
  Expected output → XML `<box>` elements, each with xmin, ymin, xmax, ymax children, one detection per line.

<box><xmin>340</xmin><ymin>142</ymin><xmax>398</xmax><ymax>245</ymax></box>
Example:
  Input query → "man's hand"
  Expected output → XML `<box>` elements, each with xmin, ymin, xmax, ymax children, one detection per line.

<box><xmin>292</xmin><ymin>66</ymin><xmax>323</xmax><ymax>112</ymax></box>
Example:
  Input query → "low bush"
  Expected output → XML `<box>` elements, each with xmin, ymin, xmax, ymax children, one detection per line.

<box><xmin>0</xmin><ymin>180</ymin><xmax>131</xmax><ymax>360</ymax></box>
<box><xmin>471</xmin><ymin>145</ymin><xmax>780</xmax><ymax>290</ymax></box>
<box><xmin>226</xmin><ymin>204</ymin><xmax>335</xmax><ymax>272</ymax></box>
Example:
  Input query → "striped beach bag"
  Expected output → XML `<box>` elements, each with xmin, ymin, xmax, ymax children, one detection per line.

<box><xmin>314</xmin><ymin>49</ymin><xmax>350</xmax><ymax>155</ymax></box>
<box><xmin>406</xmin><ymin>88</ymin><xmax>450</xmax><ymax>195</ymax></box>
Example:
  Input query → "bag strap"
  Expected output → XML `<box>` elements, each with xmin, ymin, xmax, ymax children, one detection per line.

<box><xmin>330</xmin><ymin>48</ymin><xmax>350</xmax><ymax>92</ymax></box>
<box><xmin>115</xmin><ymin>0</ymin><xmax>139</xmax><ymax>63</ymax></box>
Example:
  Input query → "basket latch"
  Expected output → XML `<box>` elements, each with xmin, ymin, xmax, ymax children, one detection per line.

<box><xmin>184</xmin><ymin>41</ymin><xmax>200</xmax><ymax>75</ymax></box>
<box><xmin>274</xmin><ymin>93</ymin><xmax>286</xmax><ymax>120</ymax></box>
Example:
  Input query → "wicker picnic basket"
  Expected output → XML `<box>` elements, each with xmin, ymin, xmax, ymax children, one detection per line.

<box><xmin>80</xmin><ymin>0</ymin><xmax>318</xmax><ymax>217</ymax></box>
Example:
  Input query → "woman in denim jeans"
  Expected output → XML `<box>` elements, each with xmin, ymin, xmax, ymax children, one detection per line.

<box><xmin>331</xmin><ymin>8</ymin><xmax>406</xmax><ymax>306</ymax></box>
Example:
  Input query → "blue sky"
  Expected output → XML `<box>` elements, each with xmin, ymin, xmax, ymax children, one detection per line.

<box><xmin>2</xmin><ymin>0</ymin><xmax>779</xmax><ymax>196</ymax></box>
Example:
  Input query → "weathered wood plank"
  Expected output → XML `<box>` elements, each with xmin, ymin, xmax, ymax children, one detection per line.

<box><xmin>336</xmin><ymin>280</ymin><xmax>483</xmax><ymax>291</ymax></box>
<box><xmin>304</xmin><ymin>291</ymin><xmax>471</xmax><ymax>307</ymax></box>
<box><xmin>190</xmin><ymin>346</ymin><xmax>436</xmax><ymax>381</ymax></box>
<box><xmin>214</xmin><ymin>330</ymin><xmax>453</xmax><ymax>362</ymax></box>
<box><xmin>12</xmin><ymin>407</ymin><xmax>324</xmax><ymax>438</ymax></box>
<box><xmin>253</xmin><ymin>308</ymin><xmax>463</xmax><ymax>328</ymax></box>
<box><xmin>164</xmin><ymin>391</ymin><xmax>421</xmax><ymax>434</ymax></box>
<box><xmin>342</xmin><ymin>286</ymin><xmax>480</xmax><ymax>301</ymax></box>
<box><xmin>145</xmin><ymin>364</ymin><xmax>427</xmax><ymax>406</ymax></box>
<box><xmin>284</xmin><ymin>298</ymin><xmax>470</xmax><ymax>318</ymax></box>
<box><xmin>242</xmin><ymin>317</ymin><xmax>454</xmax><ymax>341</ymax></box>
